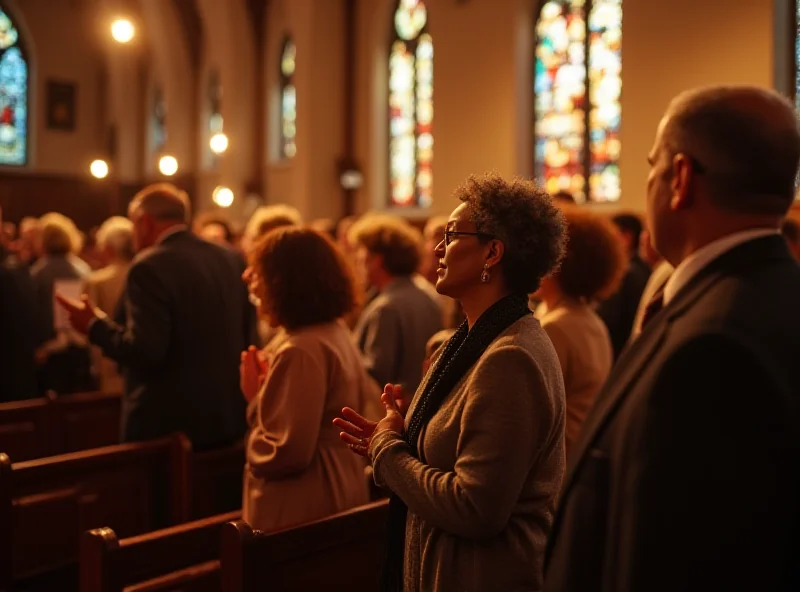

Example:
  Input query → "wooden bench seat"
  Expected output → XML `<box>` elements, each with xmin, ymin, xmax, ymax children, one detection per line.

<box><xmin>220</xmin><ymin>500</ymin><xmax>389</xmax><ymax>591</ymax></box>
<box><xmin>0</xmin><ymin>436</ymin><xmax>184</xmax><ymax>591</ymax></box>
<box><xmin>80</xmin><ymin>510</ymin><xmax>240</xmax><ymax>592</ymax></box>
<box><xmin>0</xmin><ymin>391</ymin><xmax>121</xmax><ymax>463</ymax></box>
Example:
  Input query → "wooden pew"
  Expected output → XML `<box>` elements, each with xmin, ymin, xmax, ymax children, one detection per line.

<box><xmin>0</xmin><ymin>436</ymin><xmax>185</xmax><ymax>591</ymax></box>
<box><xmin>173</xmin><ymin>438</ymin><xmax>245</xmax><ymax>522</ymax></box>
<box><xmin>0</xmin><ymin>397</ymin><xmax>50</xmax><ymax>462</ymax></box>
<box><xmin>80</xmin><ymin>510</ymin><xmax>240</xmax><ymax>592</ymax></box>
<box><xmin>220</xmin><ymin>500</ymin><xmax>389</xmax><ymax>592</ymax></box>
<box><xmin>49</xmin><ymin>391</ymin><xmax>121</xmax><ymax>455</ymax></box>
<box><xmin>0</xmin><ymin>391</ymin><xmax>121</xmax><ymax>463</ymax></box>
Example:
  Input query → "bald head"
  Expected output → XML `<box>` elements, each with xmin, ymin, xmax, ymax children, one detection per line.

<box><xmin>129</xmin><ymin>183</ymin><xmax>191</xmax><ymax>222</ymax></box>
<box><xmin>662</xmin><ymin>86</ymin><xmax>800</xmax><ymax>215</ymax></box>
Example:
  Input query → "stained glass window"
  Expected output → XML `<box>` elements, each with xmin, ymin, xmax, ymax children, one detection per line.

<box><xmin>150</xmin><ymin>86</ymin><xmax>167</xmax><ymax>154</ymax></box>
<box><xmin>279</xmin><ymin>37</ymin><xmax>297</xmax><ymax>159</ymax></box>
<box><xmin>0</xmin><ymin>7</ymin><xmax>27</xmax><ymax>166</ymax></box>
<box><xmin>534</xmin><ymin>0</ymin><xmax>621</xmax><ymax>203</ymax></box>
<box><xmin>795</xmin><ymin>0</ymin><xmax>800</xmax><ymax>111</ymax></box>
<box><xmin>389</xmin><ymin>0</ymin><xmax>433</xmax><ymax>208</ymax></box>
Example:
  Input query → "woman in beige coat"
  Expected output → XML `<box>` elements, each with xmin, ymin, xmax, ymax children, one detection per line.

<box><xmin>533</xmin><ymin>206</ymin><xmax>627</xmax><ymax>459</ymax></box>
<box><xmin>240</xmin><ymin>227</ymin><xmax>378</xmax><ymax>532</ymax></box>
<box><xmin>336</xmin><ymin>174</ymin><xmax>569</xmax><ymax>591</ymax></box>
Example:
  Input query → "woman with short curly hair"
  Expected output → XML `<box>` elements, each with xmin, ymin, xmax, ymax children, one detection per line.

<box><xmin>239</xmin><ymin>227</ymin><xmax>380</xmax><ymax>531</ymax></box>
<box><xmin>534</xmin><ymin>207</ymin><xmax>627</xmax><ymax>459</ymax></box>
<box><xmin>336</xmin><ymin>173</ymin><xmax>568</xmax><ymax>591</ymax></box>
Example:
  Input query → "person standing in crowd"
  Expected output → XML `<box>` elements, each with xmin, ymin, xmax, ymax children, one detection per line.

<box><xmin>31</xmin><ymin>212</ymin><xmax>93</xmax><ymax>394</ymax></box>
<box><xmin>83</xmin><ymin>216</ymin><xmax>135</xmax><ymax>394</ymax></box>
<box><xmin>545</xmin><ymin>86</ymin><xmax>800</xmax><ymax>592</ymax></box>
<box><xmin>349</xmin><ymin>215</ymin><xmax>442</xmax><ymax>394</ymax></box>
<box><xmin>533</xmin><ymin>207</ymin><xmax>627</xmax><ymax>459</ymax></box>
<box><xmin>0</xmin><ymin>205</ymin><xmax>38</xmax><ymax>400</ymax></box>
<box><xmin>336</xmin><ymin>174</ymin><xmax>567</xmax><ymax>591</ymax></box>
<box><xmin>57</xmin><ymin>183</ymin><xmax>254</xmax><ymax>449</ymax></box>
<box><xmin>239</xmin><ymin>227</ymin><xmax>379</xmax><ymax>531</ymax></box>
<box><xmin>596</xmin><ymin>212</ymin><xmax>651</xmax><ymax>358</ymax></box>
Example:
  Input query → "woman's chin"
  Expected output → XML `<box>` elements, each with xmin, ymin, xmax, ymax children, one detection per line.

<box><xmin>434</xmin><ymin>277</ymin><xmax>454</xmax><ymax>298</ymax></box>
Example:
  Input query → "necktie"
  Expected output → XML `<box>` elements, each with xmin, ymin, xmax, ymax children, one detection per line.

<box><xmin>639</xmin><ymin>288</ymin><xmax>665</xmax><ymax>330</ymax></box>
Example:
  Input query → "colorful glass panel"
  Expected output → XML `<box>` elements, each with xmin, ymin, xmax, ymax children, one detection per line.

<box><xmin>796</xmin><ymin>1</ymin><xmax>800</xmax><ymax>112</ymax></box>
<box><xmin>280</xmin><ymin>38</ymin><xmax>296</xmax><ymax>159</ymax></box>
<box><xmin>0</xmin><ymin>8</ymin><xmax>27</xmax><ymax>166</ymax></box>
<box><xmin>588</xmin><ymin>0</ymin><xmax>621</xmax><ymax>202</ymax></box>
<box><xmin>389</xmin><ymin>0</ymin><xmax>432</xmax><ymax>208</ymax></box>
<box><xmin>534</xmin><ymin>0</ymin><xmax>621</xmax><ymax>203</ymax></box>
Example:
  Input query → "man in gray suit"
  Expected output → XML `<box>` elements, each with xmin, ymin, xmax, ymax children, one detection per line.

<box><xmin>58</xmin><ymin>184</ymin><xmax>256</xmax><ymax>449</ymax></box>
<box><xmin>350</xmin><ymin>215</ymin><xmax>442</xmax><ymax>394</ymax></box>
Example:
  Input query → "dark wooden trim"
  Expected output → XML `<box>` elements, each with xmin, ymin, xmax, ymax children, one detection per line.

<box><xmin>220</xmin><ymin>520</ymin><xmax>254</xmax><ymax>592</ymax></box>
<box><xmin>0</xmin><ymin>453</ymin><xmax>11</xmax><ymax>592</ymax></box>
<box><xmin>80</xmin><ymin>528</ymin><xmax>120</xmax><ymax>592</ymax></box>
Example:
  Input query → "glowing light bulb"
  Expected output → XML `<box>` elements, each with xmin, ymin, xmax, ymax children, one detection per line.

<box><xmin>111</xmin><ymin>19</ymin><xmax>135</xmax><ymax>43</ymax></box>
<box><xmin>90</xmin><ymin>159</ymin><xmax>109</xmax><ymax>179</ymax></box>
<box><xmin>158</xmin><ymin>155</ymin><xmax>178</xmax><ymax>176</ymax></box>
<box><xmin>212</xmin><ymin>186</ymin><xmax>234</xmax><ymax>208</ymax></box>
<box><xmin>209</xmin><ymin>132</ymin><xmax>228</xmax><ymax>154</ymax></box>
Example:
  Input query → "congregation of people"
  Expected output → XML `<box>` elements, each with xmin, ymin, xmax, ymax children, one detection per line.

<box><xmin>1</xmin><ymin>84</ymin><xmax>800</xmax><ymax>590</ymax></box>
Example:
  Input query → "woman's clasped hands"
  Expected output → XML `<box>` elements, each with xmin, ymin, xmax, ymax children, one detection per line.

<box><xmin>333</xmin><ymin>383</ymin><xmax>408</xmax><ymax>457</ymax></box>
<box><xmin>240</xmin><ymin>345</ymin><xmax>268</xmax><ymax>403</ymax></box>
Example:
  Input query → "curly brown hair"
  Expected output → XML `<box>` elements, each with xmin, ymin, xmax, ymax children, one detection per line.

<box><xmin>456</xmin><ymin>173</ymin><xmax>567</xmax><ymax>294</ymax></box>
<box><xmin>348</xmin><ymin>215</ymin><xmax>422</xmax><ymax>276</ymax></box>
<box><xmin>250</xmin><ymin>227</ymin><xmax>360</xmax><ymax>330</ymax></box>
<box><xmin>553</xmin><ymin>207</ymin><xmax>627</xmax><ymax>301</ymax></box>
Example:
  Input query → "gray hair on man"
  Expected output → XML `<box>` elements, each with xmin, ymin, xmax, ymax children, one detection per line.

<box><xmin>129</xmin><ymin>183</ymin><xmax>191</xmax><ymax>222</ymax></box>
<box><xmin>663</xmin><ymin>85</ymin><xmax>800</xmax><ymax>216</ymax></box>
<box><xmin>96</xmin><ymin>216</ymin><xmax>135</xmax><ymax>261</ymax></box>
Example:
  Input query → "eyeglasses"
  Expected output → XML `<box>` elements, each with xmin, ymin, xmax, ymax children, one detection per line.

<box><xmin>443</xmin><ymin>230</ymin><xmax>493</xmax><ymax>246</ymax></box>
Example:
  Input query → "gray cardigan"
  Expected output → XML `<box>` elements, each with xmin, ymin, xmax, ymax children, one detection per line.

<box><xmin>370</xmin><ymin>315</ymin><xmax>566</xmax><ymax>592</ymax></box>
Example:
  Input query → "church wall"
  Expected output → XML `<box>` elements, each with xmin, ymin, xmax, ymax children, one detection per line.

<box><xmin>617</xmin><ymin>0</ymin><xmax>776</xmax><ymax>213</ymax></box>
<box><xmin>195</xmin><ymin>0</ymin><xmax>257</xmax><ymax>218</ymax></box>
<box><xmin>3</xmin><ymin>0</ymin><xmax>104</xmax><ymax>178</ymax></box>
<box><xmin>353</xmin><ymin>0</ymin><xmax>778</xmax><ymax>219</ymax></box>
<box><xmin>262</xmin><ymin>0</ymin><xmax>346</xmax><ymax>224</ymax></box>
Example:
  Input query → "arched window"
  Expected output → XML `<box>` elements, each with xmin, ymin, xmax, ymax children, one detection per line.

<box><xmin>388</xmin><ymin>0</ymin><xmax>433</xmax><ymax>208</ymax></box>
<box><xmin>534</xmin><ymin>0</ymin><xmax>622</xmax><ymax>203</ymax></box>
<box><xmin>794</xmin><ymin>0</ymin><xmax>800</xmax><ymax>110</ymax></box>
<box><xmin>279</xmin><ymin>37</ymin><xmax>296</xmax><ymax>159</ymax></box>
<box><xmin>0</xmin><ymin>6</ymin><xmax>28</xmax><ymax>166</ymax></box>
<box><xmin>206</xmin><ymin>70</ymin><xmax>223</xmax><ymax>167</ymax></box>
<box><xmin>150</xmin><ymin>85</ymin><xmax>167</xmax><ymax>154</ymax></box>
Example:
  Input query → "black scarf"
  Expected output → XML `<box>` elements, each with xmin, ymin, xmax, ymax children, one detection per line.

<box><xmin>380</xmin><ymin>293</ymin><xmax>532</xmax><ymax>591</ymax></box>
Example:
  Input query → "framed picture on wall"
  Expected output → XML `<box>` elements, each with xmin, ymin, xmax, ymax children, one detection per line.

<box><xmin>46</xmin><ymin>79</ymin><xmax>77</xmax><ymax>131</ymax></box>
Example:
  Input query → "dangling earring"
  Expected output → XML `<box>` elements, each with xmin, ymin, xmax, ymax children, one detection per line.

<box><xmin>480</xmin><ymin>263</ymin><xmax>491</xmax><ymax>283</ymax></box>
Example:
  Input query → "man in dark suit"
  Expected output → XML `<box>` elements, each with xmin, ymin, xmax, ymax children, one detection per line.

<box><xmin>58</xmin><ymin>184</ymin><xmax>256</xmax><ymax>449</ymax></box>
<box><xmin>0</xmin><ymin>239</ymin><xmax>38</xmax><ymax>401</ymax></box>
<box><xmin>544</xmin><ymin>86</ymin><xmax>800</xmax><ymax>592</ymax></box>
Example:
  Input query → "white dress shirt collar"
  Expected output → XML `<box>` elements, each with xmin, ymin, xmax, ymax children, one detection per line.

<box><xmin>663</xmin><ymin>228</ymin><xmax>779</xmax><ymax>305</ymax></box>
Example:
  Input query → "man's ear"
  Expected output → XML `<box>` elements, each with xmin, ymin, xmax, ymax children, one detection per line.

<box><xmin>670</xmin><ymin>153</ymin><xmax>695</xmax><ymax>211</ymax></box>
<box><xmin>485</xmin><ymin>239</ymin><xmax>505</xmax><ymax>268</ymax></box>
